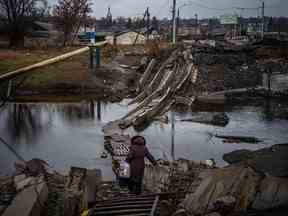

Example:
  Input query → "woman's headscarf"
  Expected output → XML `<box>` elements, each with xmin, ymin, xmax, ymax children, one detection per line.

<box><xmin>131</xmin><ymin>135</ymin><xmax>146</xmax><ymax>146</ymax></box>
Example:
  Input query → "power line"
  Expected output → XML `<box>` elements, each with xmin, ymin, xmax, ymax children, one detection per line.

<box><xmin>172</xmin><ymin>0</ymin><xmax>177</xmax><ymax>43</ymax></box>
<box><xmin>179</xmin><ymin>0</ymin><xmax>280</xmax><ymax>12</ymax></box>
<box><xmin>184</xmin><ymin>0</ymin><xmax>234</xmax><ymax>11</ymax></box>
<box><xmin>0</xmin><ymin>136</ymin><xmax>26</xmax><ymax>162</ymax></box>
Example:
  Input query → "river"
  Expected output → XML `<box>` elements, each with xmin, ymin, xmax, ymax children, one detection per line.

<box><xmin>1</xmin><ymin>99</ymin><xmax>288</xmax><ymax>180</ymax></box>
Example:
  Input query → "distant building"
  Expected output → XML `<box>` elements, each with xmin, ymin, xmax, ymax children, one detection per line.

<box><xmin>106</xmin><ymin>31</ymin><xmax>146</xmax><ymax>45</ymax></box>
<box><xmin>25</xmin><ymin>21</ymin><xmax>59</xmax><ymax>47</ymax></box>
<box><xmin>27</xmin><ymin>21</ymin><xmax>57</xmax><ymax>38</ymax></box>
<box><xmin>178</xmin><ymin>26</ymin><xmax>201</xmax><ymax>36</ymax></box>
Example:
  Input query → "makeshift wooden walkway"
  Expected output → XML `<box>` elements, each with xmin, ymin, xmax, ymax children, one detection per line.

<box><xmin>89</xmin><ymin>194</ymin><xmax>160</xmax><ymax>216</ymax></box>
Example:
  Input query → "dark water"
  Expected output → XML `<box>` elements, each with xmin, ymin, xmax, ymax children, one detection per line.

<box><xmin>1</xmin><ymin>100</ymin><xmax>288</xmax><ymax>180</ymax></box>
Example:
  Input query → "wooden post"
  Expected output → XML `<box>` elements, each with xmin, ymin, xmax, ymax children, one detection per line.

<box><xmin>267</xmin><ymin>68</ymin><xmax>272</xmax><ymax>97</ymax></box>
<box><xmin>6</xmin><ymin>80</ymin><xmax>12</xmax><ymax>98</ymax></box>
<box><xmin>90</xmin><ymin>47</ymin><xmax>94</xmax><ymax>69</ymax></box>
<box><xmin>95</xmin><ymin>48</ymin><xmax>101</xmax><ymax>67</ymax></box>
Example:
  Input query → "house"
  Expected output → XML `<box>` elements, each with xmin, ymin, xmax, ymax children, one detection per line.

<box><xmin>106</xmin><ymin>31</ymin><xmax>146</xmax><ymax>45</ymax></box>
<box><xmin>27</xmin><ymin>21</ymin><xmax>57</xmax><ymax>38</ymax></box>
<box><xmin>25</xmin><ymin>21</ymin><xmax>59</xmax><ymax>47</ymax></box>
<box><xmin>178</xmin><ymin>26</ymin><xmax>202</xmax><ymax>36</ymax></box>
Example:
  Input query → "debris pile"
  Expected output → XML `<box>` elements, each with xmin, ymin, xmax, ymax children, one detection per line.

<box><xmin>0</xmin><ymin>177</ymin><xmax>16</xmax><ymax>215</ymax></box>
<box><xmin>0</xmin><ymin>159</ymin><xmax>102</xmax><ymax>216</ymax></box>
<box><xmin>144</xmin><ymin>159</ymin><xmax>213</xmax><ymax>213</ymax></box>
<box><xmin>223</xmin><ymin>144</ymin><xmax>288</xmax><ymax>177</ymax></box>
<box><xmin>180</xmin><ymin>164</ymin><xmax>288</xmax><ymax>216</ymax></box>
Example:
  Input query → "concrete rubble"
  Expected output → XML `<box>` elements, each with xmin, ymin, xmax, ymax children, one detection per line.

<box><xmin>143</xmin><ymin>155</ymin><xmax>287</xmax><ymax>216</ymax></box>
<box><xmin>223</xmin><ymin>144</ymin><xmax>288</xmax><ymax>177</ymax></box>
<box><xmin>3</xmin><ymin>176</ymin><xmax>48</xmax><ymax>216</ymax></box>
<box><xmin>0</xmin><ymin>159</ymin><xmax>102</xmax><ymax>216</ymax></box>
<box><xmin>180</xmin><ymin>112</ymin><xmax>229</xmax><ymax>127</ymax></box>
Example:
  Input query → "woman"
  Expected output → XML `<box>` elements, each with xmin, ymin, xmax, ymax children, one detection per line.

<box><xmin>126</xmin><ymin>135</ymin><xmax>157</xmax><ymax>195</ymax></box>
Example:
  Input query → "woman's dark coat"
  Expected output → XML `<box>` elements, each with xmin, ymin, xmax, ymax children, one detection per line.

<box><xmin>126</xmin><ymin>142</ymin><xmax>156</xmax><ymax>178</ymax></box>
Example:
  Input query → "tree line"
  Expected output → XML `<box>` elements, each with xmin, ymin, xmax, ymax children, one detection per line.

<box><xmin>0</xmin><ymin>0</ymin><xmax>92</xmax><ymax>47</ymax></box>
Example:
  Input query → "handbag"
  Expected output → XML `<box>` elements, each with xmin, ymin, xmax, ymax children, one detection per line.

<box><xmin>118</xmin><ymin>161</ymin><xmax>130</xmax><ymax>178</ymax></box>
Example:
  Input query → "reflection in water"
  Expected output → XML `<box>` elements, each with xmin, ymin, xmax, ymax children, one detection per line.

<box><xmin>0</xmin><ymin>101</ymin><xmax>104</xmax><ymax>144</ymax></box>
<box><xmin>56</xmin><ymin>101</ymin><xmax>102</xmax><ymax>122</ymax></box>
<box><xmin>97</xmin><ymin>101</ymin><xmax>101</xmax><ymax>121</ymax></box>
<box><xmin>261</xmin><ymin>99</ymin><xmax>288</xmax><ymax>121</ymax></box>
<box><xmin>57</xmin><ymin>101</ymin><xmax>95</xmax><ymax>122</ymax></box>
<box><xmin>171</xmin><ymin>112</ymin><xmax>175</xmax><ymax>160</ymax></box>
<box><xmin>4</xmin><ymin>104</ymin><xmax>50</xmax><ymax>144</ymax></box>
<box><xmin>264</xmin><ymin>98</ymin><xmax>273</xmax><ymax>121</ymax></box>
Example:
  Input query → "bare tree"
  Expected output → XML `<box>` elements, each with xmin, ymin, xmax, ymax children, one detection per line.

<box><xmin>53</xmin><ymin>0</ymin><xmax>92</xmax><ymax>46</ymax></box>
<box><xmin>0</xmin><ymin>0</ymin><xmax>47</xmax><ymax>47</ymax></box>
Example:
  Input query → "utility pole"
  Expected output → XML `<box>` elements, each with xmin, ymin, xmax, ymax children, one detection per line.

<box><xmin>146</xmin><ymin>7</ymin><xmax>150</xmax><ymax>39</ymax></box>
<box><xmin>171</xmin><ymin>112</ymin><xmax>175</xmax><ymax>161</ymax></box>
<box><xmin>176</xmin><ymin>8</ymin><xmax>180</xmax><ymax>36</ymax></box>
<box><xmin>261</xmin><ymin>1</ymin><xmax>265</xmax><ymax>39</ymax></box>
<box><xmin>172</xmin><ymin>0</ymin><xmax>177</xmax><ymax>44</ymax></box>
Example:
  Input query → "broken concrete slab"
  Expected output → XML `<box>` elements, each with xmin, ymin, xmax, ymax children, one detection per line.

<box><xmin>223</xmin><ymin>149</ymin><xmax>253</xmax><ymax>164</ymax></box>
<box><xmin>64</xmin><ymin>167</ymin><xmax>87</xmax><ymax>216</ymax></box>
<box><xmin>3</xmin><ymin>176</ymin><xmax>48</xmax><ymax>216</ymax></box>
<box><xmin>0</xmin><ymin>206</ymin><xmax>6</xmax><ymax>214</ymax></box>
<box><xmin>15</xmin><ymin>177</ymin><xmax>34</xmax><ymax>191</ymax></box>
<box><xmin>181</xmin><ymin>112</ymin><xmax>229</xmax><ymax>127</ymax></box>
<box><xmin>215</xmin><ymin>135</ymin><xmax>262</xmax><ymax>144</ymax></box>
<box><xmin>182</xmin><ymin>161</ymin><xmax>288</xmax><ymax>216</ymax></box>
<box><xmin>223</xmin><ymin>144</ymin><xmax>288</xmax><ymax>177</ymax></box>
<box><xmin>252</xmin><ymin>175</ymin><xmax>288</xmax><ymax>211</ymax></box>
<box><xmin>182</xmin><ymin>166</ymin><xmax>262</xmax><ymax>215</ymax></box>
<box><xmin>204</xmin><ymin>213</ymin><xmax>221</xmax><ymax>216</ymax></box>
<box><xmin>13</xmin><ymin>174</ymin><xmax>26</xmax><ymax>185</ymax></box>
<box><xmin>83</xmin><ymin>169</ymin><xmax>102</xmax><ymax>208</ymax></box>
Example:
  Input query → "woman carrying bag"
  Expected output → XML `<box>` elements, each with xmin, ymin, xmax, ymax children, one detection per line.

<box><xmin>125</xmin><ymin>135</ymin><xmax>157</xmax><ymax>195</ymax></box>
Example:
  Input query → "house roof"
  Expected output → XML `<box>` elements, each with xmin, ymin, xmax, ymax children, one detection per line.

<box><xmin>34</xmin><ymin>21</ymin><xmax>54</xmax><ymax>31</ymax></box>
<box><xmin>114</xmin><ymin>30</ymin><xmax>144</xmax><ymax>37</ymax></box>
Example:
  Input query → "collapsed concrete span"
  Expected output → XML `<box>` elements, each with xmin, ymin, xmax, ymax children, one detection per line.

<box><xmin>120</xmin><ymin>47</ymin><xmax>198</xmax><ymax>129</ymax></box>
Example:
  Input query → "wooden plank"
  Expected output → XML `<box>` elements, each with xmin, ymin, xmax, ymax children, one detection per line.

<box><xmin>96</xmin><ymin>197</ymin><xmax>155</xmax><ymax>204</ymax></box>
<box><xmin>95</xmin><ymin>204</ymin><xmax>153</xmax><ymax>211</ymax></box>
<box><xmin>95</xmin><ymin>208</ymin><xmax>151</xmax><ymax>215</ymax></box>
<box><xmin>96</xmin><ymin>214</ymin><xmax>149</xmax><ymax>216</ymax></box>
<box><xmin>96</xmin><ymin>200</ymin><xmax>154</xmax><ymax>208</ymax></box>
<box><xmin>150</xmin><ymin>195</ymin><xmax>159</xmax><ymax>216</ymax></box>
<box><xmin>139</xmin><ymin>59</ymin><xmax>157</xmax><ymax>89</ymax></box>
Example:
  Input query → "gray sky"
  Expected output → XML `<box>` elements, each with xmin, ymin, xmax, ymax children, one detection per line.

<box><xmin>49</xmin><ymin>0</ymin><xmax>287</xmax><ymax>19</ymax></box>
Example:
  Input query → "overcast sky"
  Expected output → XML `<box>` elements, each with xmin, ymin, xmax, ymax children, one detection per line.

<box><xmin>49</xmin><ymin>0</ymin><xmax>287</xmax><ymax>19</ymax></box>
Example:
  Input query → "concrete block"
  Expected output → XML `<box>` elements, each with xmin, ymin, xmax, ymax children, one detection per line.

<box><xmin>3</xmin><ymin>177</ymin><xmax>48</xmax><ymax>216</ymax></box>
<box><xmin>252</xmin><ymin>176</ymin><xmax>288</xmax><ymax>210</ymax></box>
<box><xmin>15</xmin><ymin>177</ymin><xmax>34</xmax><ymax>191</ymax></box>
<box><xmin>0</xmin><ymin>206</ymin><xmax>7</xmax><ymax>215</ymax></box>
<box><xmin>14</xmin><ymin>174</ymin><xmax>26</xmax><ymax>184</ymax></box>
<box><xmin>84</xmin><ymin>169</ymin><xmax>102</xmax><ymax>207</ymax></box>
